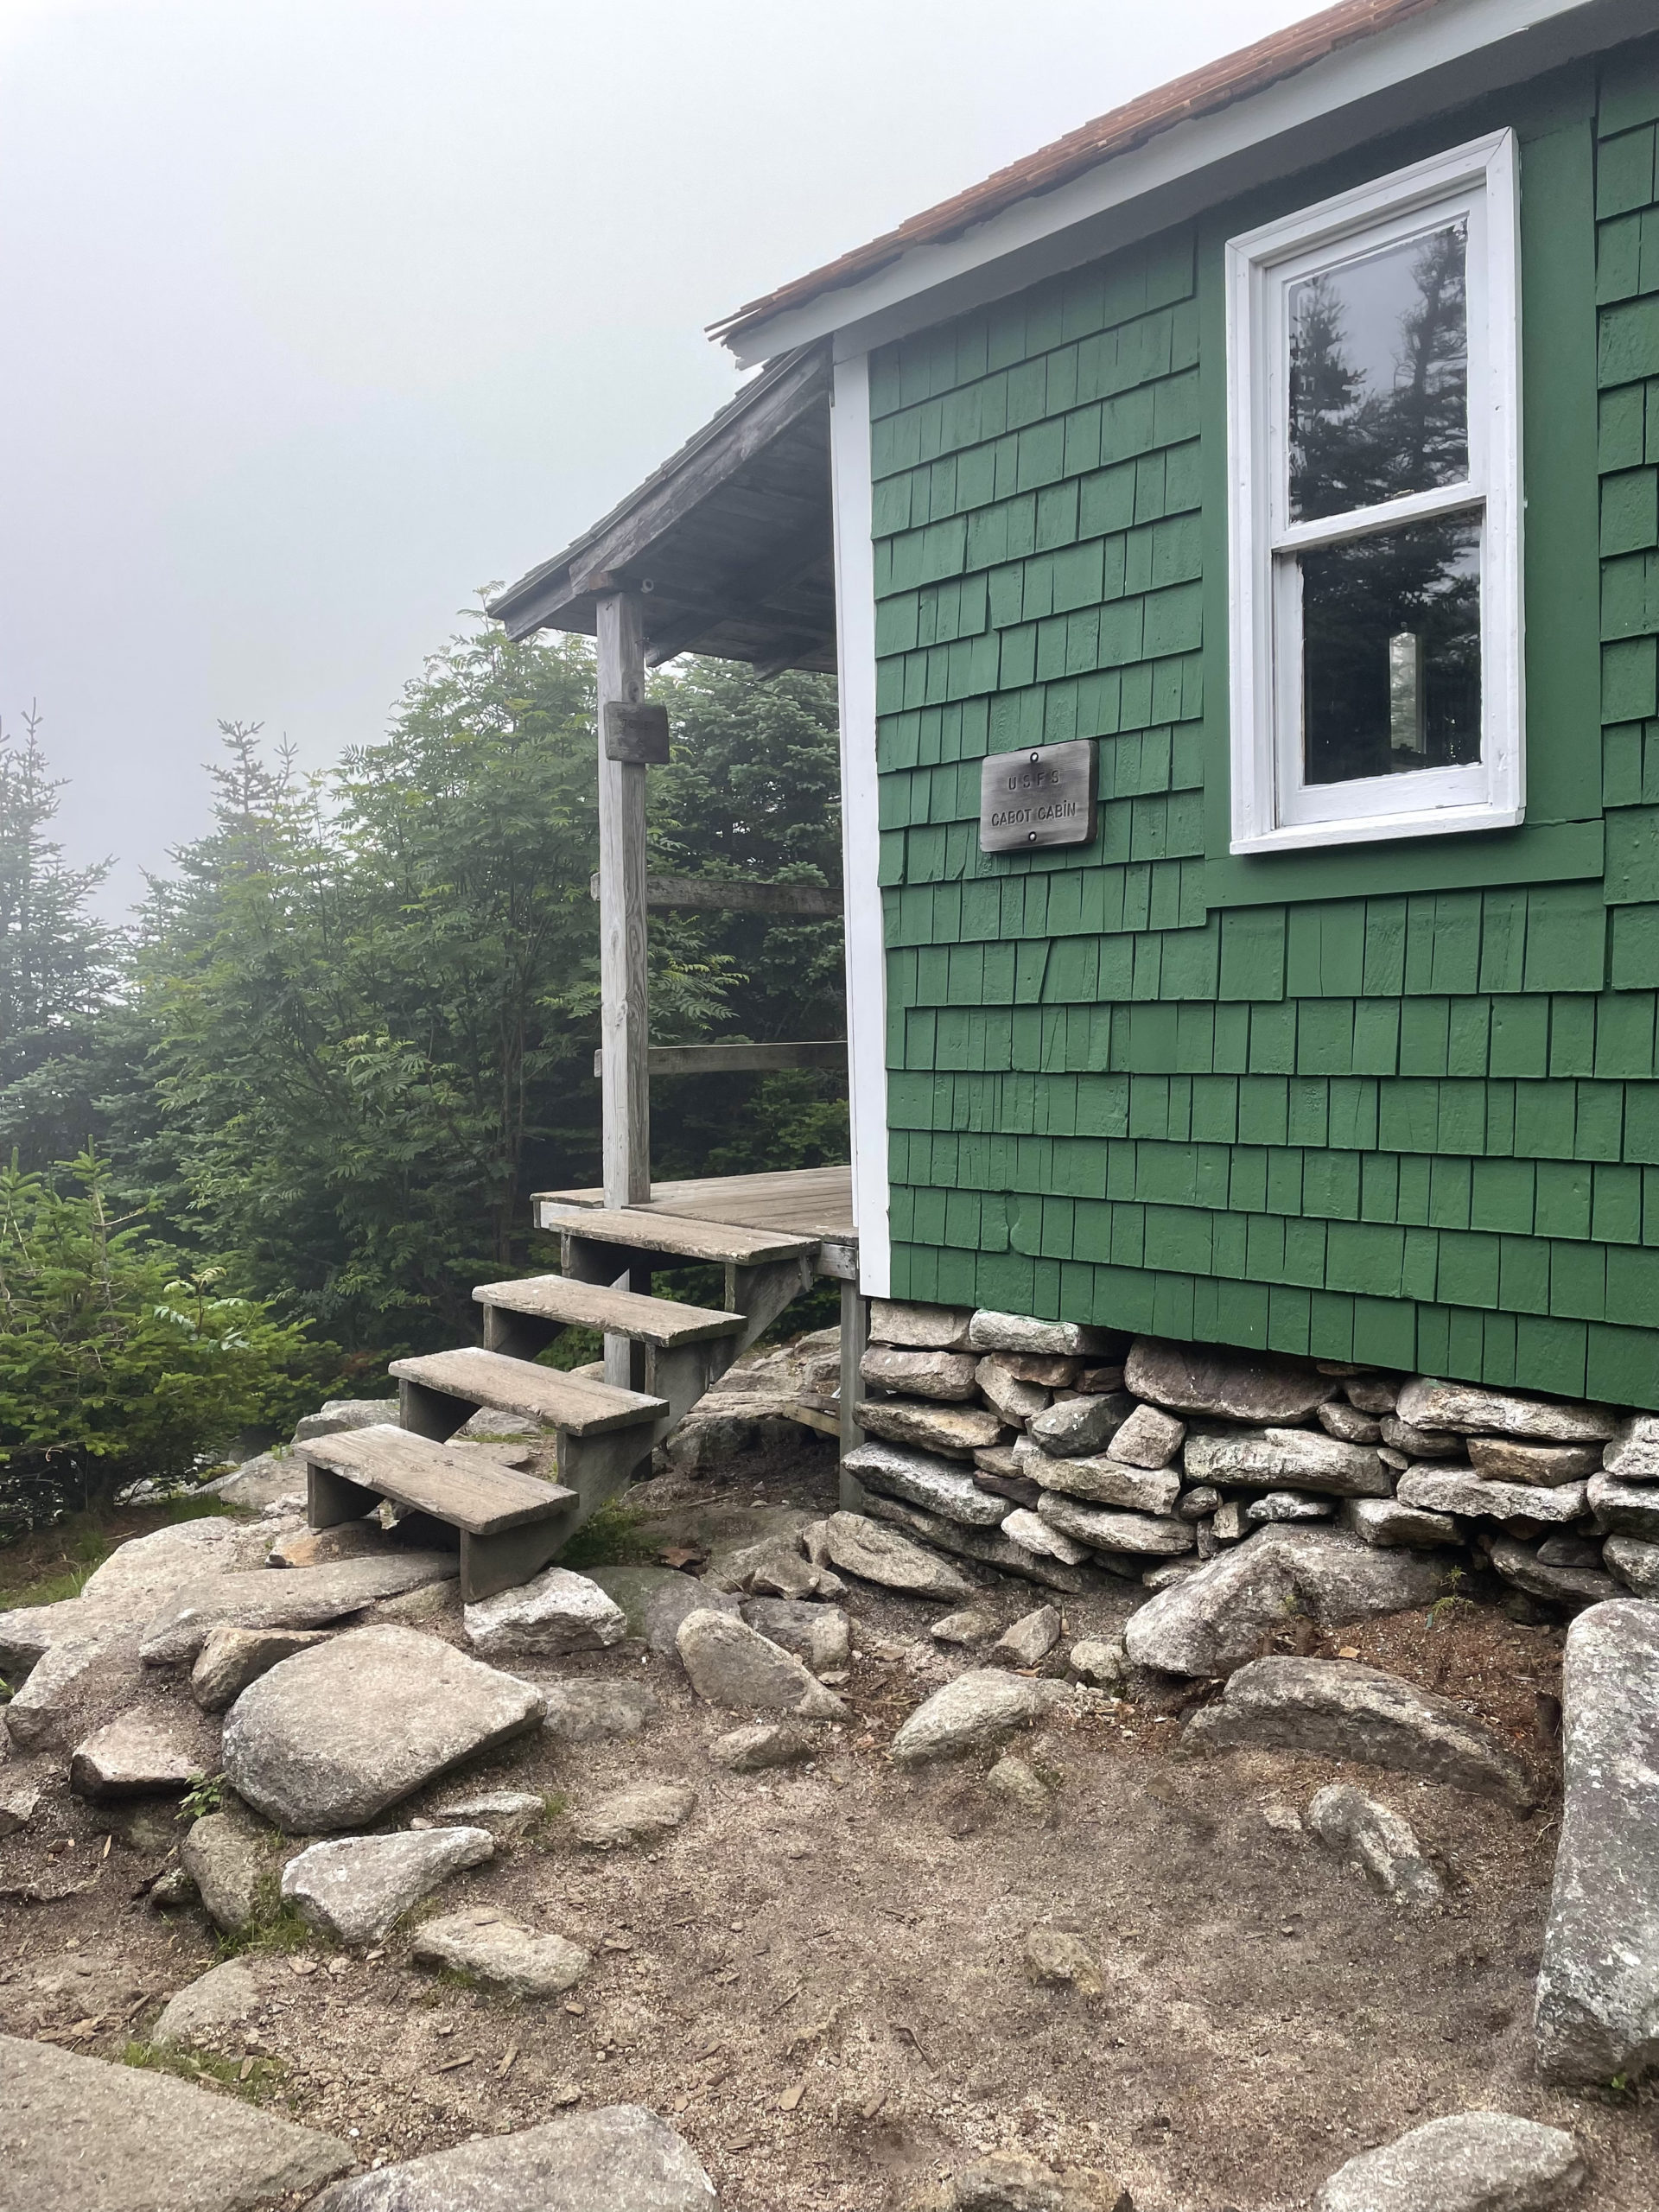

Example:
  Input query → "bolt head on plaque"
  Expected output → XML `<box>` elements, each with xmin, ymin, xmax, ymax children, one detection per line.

<box><xmin>978</xmin><ymin>739</ymin><xmax>1097</xmax><ymax>853</ymax></box>
<box><xmin>603</xmin><ymin>699</ymin><xmax>671</xmax><ymax>765</ymax></box>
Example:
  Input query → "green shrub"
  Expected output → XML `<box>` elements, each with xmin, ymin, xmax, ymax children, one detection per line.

<box><xmin>0</xmin><ymin>1148</ymin><xmax>328</xmax><ymax>1522</ymax></box>
<box><xmin>178</xmin><ymin>1772</ymin><xmax>225</xmax><ymax>1821</ymax></box>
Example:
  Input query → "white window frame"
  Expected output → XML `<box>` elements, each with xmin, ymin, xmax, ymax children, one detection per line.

<box><xmin>1226</xmin><ymin>129</ymin><xmax>1523</xmax><ymax>855</ymax></box>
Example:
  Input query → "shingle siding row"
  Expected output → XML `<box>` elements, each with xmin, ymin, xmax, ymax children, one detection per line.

<box><xmin>872</xmin><ymin>41</ymin><xmax>1659</xmax><ymax>1409</ymax></box>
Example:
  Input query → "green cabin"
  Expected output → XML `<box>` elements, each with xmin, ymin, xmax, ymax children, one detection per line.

<box><xmin>496</xmin><ymin>0</ymin><xmax>1659</xmax><ymax>1423</ymax></box>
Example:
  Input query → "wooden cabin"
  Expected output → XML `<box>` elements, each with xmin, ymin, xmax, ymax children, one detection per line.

<box><xmin>483</xmin><ymin>0</ymin><xmax>1659</xmax><ymax>1493</ymax></box>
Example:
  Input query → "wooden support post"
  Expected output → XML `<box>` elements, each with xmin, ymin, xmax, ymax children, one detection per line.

<box><xmin>595</xmin><ymin>591</ymin><xmax>652</xmax><ymax>1394</ymax></box>
<box><xmin>481</xmin><ymin>1305</ymin><xmax>562</xmax><ymax>1363</ymax></box>
<box><xmin>306</xmin><ymin>1461</ymin><xmax>374</xmax><ymax>1531</ymax></box>
<box><xmin>596</xmin><ymin>590</ymin><xmax>651</xmax><ymax>1210</ymax></box>
<box><xmin>839</xmin><ymin>1279</ymin><xmax>870</xmax><ymax>1510</ymax></box>
<box><xmin>398</xmin><ymin>1376</ymin><xmax>474</xmax><ymax>1444</ymax></box>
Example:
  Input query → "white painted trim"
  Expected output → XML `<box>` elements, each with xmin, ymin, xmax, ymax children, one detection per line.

<box><xmin>830</xmin><ymin>353</ymin><xmax>891</xmax><ymax>1300</ymax></box>
<box><xmin>1229</xmin><ymin>797</ymin><xmax>1525</xmax><ymax>855</ymax></box>
<box><xmin>1272</xmin><ymin>479</ymin><xmax>1484</xmax><ymax>553</ymax></box>
<box><xmin>1226</xmin><ymin>128</ymin><xmax>1523</xmax><ymax>853</ymax></box>
<box><xmin>724</xmin><ymin>0</ymin><xmax>1623</xmax><ymax>365</ymax></box>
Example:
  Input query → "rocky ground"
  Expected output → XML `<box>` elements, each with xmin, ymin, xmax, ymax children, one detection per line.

<box><xmin>1</xmin><ymin>1411</ymin><xmax>1656</xmax><ymax>2210</ymax></box>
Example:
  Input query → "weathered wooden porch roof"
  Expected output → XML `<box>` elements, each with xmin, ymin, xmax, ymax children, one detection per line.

<box><xmin>486</xmin><ymin>342</ymin><xmax>835</xmax><ymax>676</ymax></box>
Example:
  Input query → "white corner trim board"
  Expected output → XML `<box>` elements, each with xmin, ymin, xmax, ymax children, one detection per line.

<box><xmin>830</xmin><ymin>352</ymin><xmax>892</xmax><ymax>1300</ymax></box>
<box><xmin>1225</xmin><ymin>127</ymin><xmax>1524</xmax><ymax>854</ymax></box>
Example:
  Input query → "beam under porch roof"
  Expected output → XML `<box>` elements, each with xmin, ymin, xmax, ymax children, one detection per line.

<box><xmin>487</xmin><ymin>342</ymin><xmax>835</xmax><ymax>677</ymax></box>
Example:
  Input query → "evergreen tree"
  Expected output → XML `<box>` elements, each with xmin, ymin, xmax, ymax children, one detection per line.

<box><xmin>117</xmin><ymin>630</ymin><xmax>605</xmax><ymax>1346</ymax></box>
<box><xmin>0</xmin><ymin>619</ymin><xmax>846</xmax><ymax>1360</ymax></box>
<box><xmin>0</xmin><ymin>708</ymin><xmax>118</xmax><ymax>1090</ymax></box>
<box><xmin>645</xmin><ymin>658</ymin><xmax>847</xmax><ymax>1180</ymax></box>
<box><xmin>97</xmin><ymin>618</ymin><xmax>843</xmax><ymax>1353</ymax></box>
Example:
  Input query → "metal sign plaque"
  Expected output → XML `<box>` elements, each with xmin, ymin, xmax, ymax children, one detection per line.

<box><xmin>603</xmin><ymin>699</ymin><xmax>671</xmax><ymax>764</ymax></box>
<box><xmin>979</xmin><ymin>739</ymin><xmax>1097</xmax><ymax>853</ymax></box>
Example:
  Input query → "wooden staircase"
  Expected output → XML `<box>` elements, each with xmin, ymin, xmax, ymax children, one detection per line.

<box><xmin>293</xmin><ymin>1205</ymin><xmax>823</xmax><ymax>1602</ymax></box>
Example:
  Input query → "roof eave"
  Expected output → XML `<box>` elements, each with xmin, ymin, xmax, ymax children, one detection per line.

<box><xmin>714</xmin><ymin>0</ymin><xmax>1630</xmax><ymax>367</ymax></box>
<box><xmin>487</xmin><ymin>343</ymin><xmax>832</xmax><ymax>643</ymax></box>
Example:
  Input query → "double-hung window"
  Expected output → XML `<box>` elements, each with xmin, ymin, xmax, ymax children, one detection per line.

<box><xmin>1226</xmin><ymin>130</ymin><xmax>1522</xmax><ymax>853</ymax></box>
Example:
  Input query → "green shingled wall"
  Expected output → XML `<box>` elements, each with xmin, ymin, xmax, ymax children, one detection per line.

<box><xmin>872</xmin><ymin>41</ymin><xmax>1659</xmax><ymax>1408</ymax></box>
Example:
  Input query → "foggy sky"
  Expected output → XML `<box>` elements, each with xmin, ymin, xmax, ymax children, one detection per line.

<box><xmin>0</xmin><ymin>0</ymin><xmax>1320</xmax><ymax>915</ymax></box>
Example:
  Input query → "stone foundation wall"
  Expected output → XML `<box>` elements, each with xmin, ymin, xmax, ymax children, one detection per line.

<box><xmin>842</xmin><ymin>1301</ymin><xmax>1659</xmax><ymax>1626</ymax></box>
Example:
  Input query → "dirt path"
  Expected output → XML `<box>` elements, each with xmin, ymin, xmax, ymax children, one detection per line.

<box><xmin>2</xmin><ymin>1444</ymin><xmax>1655</xmax><ymax>2209</ymax></box>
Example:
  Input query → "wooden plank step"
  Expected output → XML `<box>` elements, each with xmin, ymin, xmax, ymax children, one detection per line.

<box><xmin>389</xmin><ymin>1348</ymin><xmax>666</xmax><ymax>1435</ymax></box>
<box><xmin>537</xmin><ymin>1205</ymin><xmax>817</xmax><ymax>1267</ymax></box>
<box><xmin>474</xmin><ymin>1275</ymin><xmax>743</xmax><ymax>1347</ymax></box>
<box><xmin>298</xmin><ymin>1424</ymin><xmax>575</xmax><ymax>1535</ymax></box>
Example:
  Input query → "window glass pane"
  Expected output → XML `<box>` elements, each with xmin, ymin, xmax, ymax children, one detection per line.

<box><xmin>1289</xmin><ymin>221</ymin><xmax>1468</xmax><ymax>523</ymax></box>
<box><xmin>1299</xmin><ymin>514</ymin><xmax>1481</xmax><ymax>785</ymax></box>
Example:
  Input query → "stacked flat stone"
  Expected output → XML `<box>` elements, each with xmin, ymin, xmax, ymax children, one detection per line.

<box><xmin>845</xmin><ymin>1300</ymin><xmax>1653</xmax><ymax>1606</ymax></box>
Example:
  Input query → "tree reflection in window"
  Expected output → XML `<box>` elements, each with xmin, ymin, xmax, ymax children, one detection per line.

<box><xmin>1299</xmin><ymin>518</ymin><xmax>1481</xmax><ymax>784</ymax></box>
<box><xmin>1289</xmin><ymin>222</ymin><xmax>1469</xmax><ymax>521</ymax></box>
<box><xmin>1283</xmin><ymin>222</ymin><xmax>1479</xmax><ymax>785</ymax></box>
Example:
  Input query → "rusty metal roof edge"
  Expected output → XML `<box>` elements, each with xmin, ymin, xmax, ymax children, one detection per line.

<box><xmin>706</xmin><ymin>0</ymin><xmax>1494</xmax><ymax>347</ymax></box>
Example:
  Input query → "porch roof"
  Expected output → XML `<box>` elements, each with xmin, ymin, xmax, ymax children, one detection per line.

<box><xmin>486</xmin><ymin>342</ymin><xmax>835</xmax><ymax>677</ymax></box>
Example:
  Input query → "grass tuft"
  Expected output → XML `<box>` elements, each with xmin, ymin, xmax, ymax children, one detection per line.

<box><xmin>213</xmin><ymin>1872</ymin><xmax>315</xmax><ymax>1960</ymax></box>
<box><xmin>518</xmin><ymin>1789</ymin><xmax>570</xmax><ymax>1853</ymax></box>
<box><xmin>1</xmin><ymin>1565</ymin><xmax>93</xmax><ymax>1610</ymax></box>
<box><xmin>556</xmin><ymin>1499</ymin><xmax>652</xmax><ymax>1570</ymax></box>
<box><xmin>0</xmin><ymin>1494</ymin><xmax>236</xmax><ymax>1609</ymax></box>
<box><xmin>123</xmin><ymin>2038</ymin><xmax>285</xmax><ymax>2099</ymax></box>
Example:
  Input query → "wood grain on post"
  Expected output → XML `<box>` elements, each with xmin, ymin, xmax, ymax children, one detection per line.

<box><xmin>595</xmin><ymin>591</ymin><xmax>652</xmax><ymax>1211</ymax></box>
<box><xmin>595</xmin><ymin>592</ymin><xmax>652</xmax><ymax>1394</ymax></box>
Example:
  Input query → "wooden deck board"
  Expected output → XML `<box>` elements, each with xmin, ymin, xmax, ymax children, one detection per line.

<box><xmin>537</xmin><ymin>1206</ymin><xmax>817</xmax><ymax>1267</ymax></box>
<box><xmin>532</xmin><ymin>1165</ymin><xmax>855</xmax><ymax>1246</ymax></box>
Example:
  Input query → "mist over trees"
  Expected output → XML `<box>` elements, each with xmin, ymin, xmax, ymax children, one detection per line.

<box><xmin>0</xmin><ymin>620</ymin><xmax>846</xmax><ymax>1499</ymax></box>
